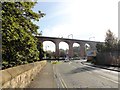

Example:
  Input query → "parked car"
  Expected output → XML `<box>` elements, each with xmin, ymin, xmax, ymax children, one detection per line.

<box><xmin>64</xmin><ymin>59</ymin><xmax>69</xmax><ymax>62</ymax></box>
<box><xmin>64</xmin><ymin>57</ymin><xmax>70</xmax><ymax>62</ymax></box>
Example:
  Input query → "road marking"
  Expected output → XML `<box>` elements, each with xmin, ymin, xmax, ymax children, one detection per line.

<box><xmin>71</xmin><ymin>64</ymin><xmax>80</xmax><ymax>68</ymax></box>
<box><xmin>58</xmin><ymin>73</ymin><xmax>68</xmax><ymax>88</ymax></box>
<box><xmin>69</xmin><ymin>62</ymin><xmax>71</xmax><ymax>64</ymax></box>
<box><xmin>98</xmin><ymin>75</ymin><xmax>119</xmax><ymax>84</ymax></box>
<box><xmin>71</xmin><ymin>62</ymin><xmax>119</xmax><ymax>83</ymax></box>
<box><xmin>58</xmin><ymin>74</ymin><xmax>65</xmax><ymax>88</ymax></box>
<box><xmin>53</xmin><ymin>65</ymin><xmax>60</xmax><ymax>88</ymax></box>
<box><xmin>53</xmin><ymin>65</ymin><xmax>68</xmax><ymax>88</ymax></box>
<box><xmin>74</xmin><ymin>62</ymin><xmax>119</xmax><ymax>84</ymax></box>
<box><xmin>58</xmin><ymin>73</ymin><xmax>67</xmax><ymax>88</ymax></box>
<box><xmin>87</xmin><ymin>71</ymin><xmax>92</xmax><ymax>73</ymax></box>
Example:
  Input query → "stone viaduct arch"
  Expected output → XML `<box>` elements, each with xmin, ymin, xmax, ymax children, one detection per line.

<box><xmin>36</xmin><ymin>36</ymin><xmax>101</xmax><ymax>59</ymax></box>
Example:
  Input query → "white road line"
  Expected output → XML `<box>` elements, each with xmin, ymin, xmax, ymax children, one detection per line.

<box><xmin>87</xmin><ymin>71</ymin><xmax>92</xmax><ymax>73</ymax></box>
<box><xmin>70</xmin><ymin>62</ymin><xmax>119</xmax><ymax>82</ymax></box>
<box><xmin>98</xmin><ymin>75</ymin><xmax>119</xmax><ymax>84</ymax></box>
<box><xmin>72</xmin><ymin>65</ymin><xmax>77</xmax><ymax>68</ymax></box>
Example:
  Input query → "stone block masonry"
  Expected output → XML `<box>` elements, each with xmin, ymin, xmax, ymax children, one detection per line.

<box><xmin>0</xmin><ymin>60</ymin><xmax>47</xmax><ymax>89</ymax></box>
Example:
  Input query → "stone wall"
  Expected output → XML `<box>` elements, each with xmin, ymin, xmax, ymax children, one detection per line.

<box><xmin>0</xmin><ymin>60</ymin><xmax>47</xmax><ymax>89</ymax></box>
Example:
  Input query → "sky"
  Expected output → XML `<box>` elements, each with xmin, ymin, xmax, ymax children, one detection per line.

<box><xmin>32</xmin><ymin>0</ymin><xmax>119</xmax><ymax>51</ymax></box>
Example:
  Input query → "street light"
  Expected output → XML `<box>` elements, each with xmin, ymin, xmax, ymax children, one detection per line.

<box><xmin>58</xmin><ymin>35</ymin><xmax>63</xmax><ymax>38</ymax></box>
<box><xmin>89</xmin><ymin>37</ymin><xmax>95</xmax><ymax>41</ymax></box>
<box><xmin>68</xmin><ymin>34</ymin><xmax>73</xmax><ymax>39</ymax></box>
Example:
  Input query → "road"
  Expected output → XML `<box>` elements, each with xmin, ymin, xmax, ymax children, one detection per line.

<box><xmin>53</xmin><ymin>60</ymin><xmax>119</xmax><ymax>88</ymax></box>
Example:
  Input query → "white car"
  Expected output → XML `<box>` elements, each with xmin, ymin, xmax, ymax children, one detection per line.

<box><xmin>64</xmin><ymin>58</ymin><xmax>69</xmax><ymax>62</ymax></box>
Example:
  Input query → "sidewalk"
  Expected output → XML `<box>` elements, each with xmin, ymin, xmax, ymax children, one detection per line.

<box><xmin>81</xmin><ymin>61</ymin><xmax>120</xmax><ymax>72</ymax></box>
<box><xmin>27</xmin><ymin>62</ymin><xmax>57</xmax><ymax>88</ymax></box>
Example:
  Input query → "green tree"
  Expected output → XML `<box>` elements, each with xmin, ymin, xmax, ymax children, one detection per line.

<box><xmin>96</xmin><ymin>30</ymin><xmax>118</xmax><ymax>52</ymax></box>
<box><xmin>73</xmin><ymin>46</ymin><xmax>80</xmax><ymax>57</ymax></box>
<box><xmin>96</xmin><ymin>43</ymin><xmax>105</xmax><ymax>52</ymax></box>
<box><xmin>105</xmin><ymin>29</ymin><xmax>117</xmax><ymax>51</ymax></box>
<box><xmin>59</xmin><ymin>49</ymin><xmax>66</xmax><ymax>58</ymax></box>
<box><xmin>37</xmin><ymin>40</ymin><xmax>44</xmax><ymax>60</ymax></box>
<box><xmin>2</xmin><ymin>2</ymin><xmax>45</xmax><ymax>69</ymax></box>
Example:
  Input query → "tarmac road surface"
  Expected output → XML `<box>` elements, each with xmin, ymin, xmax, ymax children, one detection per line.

<box><xmin>53</xmin><ymin>60</ymin><xmax>119</xmax><ymax>88</ymax></box>
<box><xmin>27</xmin><ymin>60</ymin><xmax>119</xmax><ymax>88</ymax></box>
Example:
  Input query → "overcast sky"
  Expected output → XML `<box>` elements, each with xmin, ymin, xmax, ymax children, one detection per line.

<box><xmin>33</xmin><ymin>0</ymin><xmax>119</xmax><ymax>51</ymax></box>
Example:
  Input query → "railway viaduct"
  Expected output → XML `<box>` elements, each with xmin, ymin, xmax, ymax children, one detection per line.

<box><xmin>36</xmin><ymin>36</ymin><xmax>102</xmax><ymax>59</ymax></box>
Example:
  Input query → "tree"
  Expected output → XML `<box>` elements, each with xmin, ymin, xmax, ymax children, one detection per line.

<box><xmin>96</xmin><ymin>30</ymin><xmax>118</xmax><ymax>52</ymax></box>
<box><xmin>96</xmin><ymin>43</ymin><xmax>105</xmax><ymax>52</ymax></box>
<box><xmin>2</xmin><ymin>2</ymin><xmax>45</xmax><ymax>69</ymax></box>
<box><xmin>37</xmin><ymin>40</ymin><xmax>44</xmax><ymax>60</ymax></box>
<box><xmin>73</xmin><ymin>46</ymin><xmax>80</xmax><ymax>57</ymax></box>
<box><xmin>59</xmin><ymin>49</ymin><xmax>66</xmax><ymax>58</ymax></box>
<box><xmin>105</xmin><ymin>29</ymin><xmax>117</xmax><ymax>51</ymax></box>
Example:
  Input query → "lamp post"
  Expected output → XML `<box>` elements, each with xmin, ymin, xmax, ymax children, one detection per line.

<box><xmin>68</xmin><ymin>34</ymin><xmax>73</xmax><ymax>39</ymax></box>
<box><xmin>89</xmin><ymin>37</ymin><xmax>95</xmax><ymax>41</ymax></box>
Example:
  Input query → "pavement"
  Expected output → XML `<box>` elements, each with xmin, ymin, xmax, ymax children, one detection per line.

<box><xmin>27</xmin><ymin>62</ymin><xmax>57</xmax><ymax>88</ymax></box>
<box><xmin>81</xmin><ymin>61</ymin><xmax>120</xmax><ymax>72</ymax></box>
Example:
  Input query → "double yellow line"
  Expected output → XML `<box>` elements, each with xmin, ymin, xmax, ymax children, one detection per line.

<box><xmin>57</xmin><ymin>72</ymin><xmax>67</xmax><ymax>88</ymax></box>
<box><xmin>53</xmin><ymin>65</ymin><xmax>68</xmax><ymax>88</ymax></box>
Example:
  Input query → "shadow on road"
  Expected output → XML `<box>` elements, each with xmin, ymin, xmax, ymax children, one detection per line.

<box><xmin>68</xmin><ymin>66</ymin><xmax>101</xmax><ymax>74</ymax></box>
